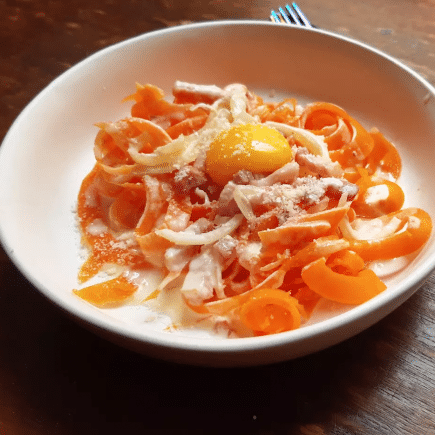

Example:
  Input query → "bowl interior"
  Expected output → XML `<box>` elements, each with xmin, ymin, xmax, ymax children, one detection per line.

<box><xmin>1</xmin><ymin>21</ymin><xmax>435</xmax><ymax>366</ymax></box>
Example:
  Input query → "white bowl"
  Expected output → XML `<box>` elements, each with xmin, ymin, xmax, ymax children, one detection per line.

<box><xmin>1</xmin><ymin>21</ymin><xmax>435</xmax><ymax>367</ymax></box>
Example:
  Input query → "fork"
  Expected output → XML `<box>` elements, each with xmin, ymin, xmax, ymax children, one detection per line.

<box><xmin>270</xmin><ymin>3</ymin><xmax>313</xmax><ymax>27</ymax></box>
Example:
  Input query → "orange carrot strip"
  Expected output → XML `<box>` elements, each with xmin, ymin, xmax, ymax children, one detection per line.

<box><xmin>326</xmin><ymin>249</ymin><xmax>365</xmax><ymax>275</ymax></box>
<box><xmin>301</xmin><ymin>257</ymin><xmax>386</xmax><ymax>305</ymax></box>
<box><xmin>77</xmin><ymin>231</ymin><xmax>147</xmax><ymax>283</ymax></box>
<box><xmin>136</xmin><ymin>231</ymin><xmax>174</xmax><ymax>268</ymax></box>
<box><xmin>352</xmin><ymin>176</ymin><xmax>404</xmax><ymax>218</ymax></box>
<box><xmin>108</xmin><ymin>184</ymin><xmax>147</xmax><ymax>230</ymax></box>
<box><xmin>164</xmin><ymin>198</ymin><xmax>192</xmax><ymax>229</ymax></box>
<box><xmin>347</xmin><ymin>118</ymin><xmax>375</xmax><ymax>161</ymax></box>
<box><xmin>342</xmin><ymin>168</ymin><xmax>361</xmax><ymax>183</ymax></box>
<box><xmin>349</xmin><ymin>208</ymin><xmax>432</xmax><ymax>261</ymax></box>
<box><xmin>293</xmin><ymin>286</ymin><xmax>321</xmax><ymax>317</ymax></box>
<box><xmin>321</xmin><ymin>119</ymin><xmax>353</xmax><ymax>151</ymax></box>
<box><xmin>77</xmin><ymin>165</ymin><xmax>105</xmax><ymax>231</ymax></box>
<box><xmin>239</xmin><ymin>288</ymin><xmax>302</xmax><ymax>335</ymax></box>
<box><xmin>94</xmin><ymin>118</ymin><xmax>172</xmax><ymax>169</ymax></box>
<box><xmin>127</xmin><ymin>83</ymin><xmax>210</xmax><ymax>129</ymax></box>
<box><xmin>258</xmin><ymin>207</ymin><xmax>349</xmax><ymax>247</ymax></box>
<box><xmin>76</xmin><ymin>165</ymin><xmax>148</xmax><ymax>282</ymax></box>
<box><xmin>73</xmin><ymin>276</ymin><xmax>137</xmax><ymax>307</ymax></box>
<box><xmin>302</xmin><ymin>102</ymin><xmax>374</xmax><ymax>167</ymax></box>
<box><xmin>185</xmin><ymin>287</ymin><xmax>258</xmax><ymax>316</ymax></box>
<box><xmin>279</xmin><ymin>267</ymin><xmax>305</xmax><ymax>293</ymax></box>
<box><xmin>125</xmin><ymin>83</ymin><xmax>166</xmax><ymax>119</ymax></box>
<box><xmin>259</xmin><ymin>221</ymin><xmax>331</xmax><ymax>247</ymax></box>
<box><xmin>185</xmin><ymin>287</ymin><xmax>257</xmax><ymax>316</ymax></box>
<box><xmin>297</xmin><ymin>207</ymin><xmax>349</xmax><ymax>231</ymax></box>
<box><xmin>260</xmin><ymin>98</ymin><xmax>299</xmax><ymax>125</ymax></box>
<box><xmin>365</xmin><ymin>128</ymin><xmax>401</xmax><ymax>179</ymax></box>
<box><xmin>166</xmin><ymin>114</ymin><xmax>209</xmax><ymax>139</ymax></box>
<box><xmin>135</xmin><ymin>176</ymin><xmax>168</xmax><ymax>236</ymax></box>
<box><xmin>280</xmin><ymin>236</ymin><xmax>350</xmax><ymax>272</ymax></box>
<box><xmin>94</xmin><ymin>129</ymin><xmax>133</xmax><ymax>166</ymax></box>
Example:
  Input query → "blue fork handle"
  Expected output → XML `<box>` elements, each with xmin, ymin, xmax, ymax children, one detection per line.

<box><xmin>285</xmin><ymin>4</ymin><xmax>302</xmax><ymax>25</ymax></box>
<box><xmin>290</xmin><ymin>2</ymin><xmax>313</xmax><ymax>27</ymax></box>
<box><xmin>270</xmin><ymin>3</ymin><xmax>314</xmax><ymax>27</ymax></box>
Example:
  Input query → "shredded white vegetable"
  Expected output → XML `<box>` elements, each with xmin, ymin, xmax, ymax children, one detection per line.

<box><xmin>339</xmin><ymin>215</ymin><xmax>403</xmax><ymax>241</ymax></box>
<box><xmin>266</xmin><ymin>121</ymin><xmax>330</xmax><ymax>159</ymax></box>
<box><xmin>181</xmin><ymin>246</ymin><xmax>225</xmax><ymax>304</ymax></box>
<box><xmin>233</xmin><ymin>186</ymin><xmax>257</xmax><ymax>220</ymax></box>
<box><xmin>155</xmin><ymin>214</ymin><xmax>244</xmax><ymax>245</ymax></box>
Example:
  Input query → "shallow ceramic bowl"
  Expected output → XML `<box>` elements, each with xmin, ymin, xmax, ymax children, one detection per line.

<box><xmin>1</xmin><ymin>21</ymin><xmax>435</xmax><ymax>367</ymax></box>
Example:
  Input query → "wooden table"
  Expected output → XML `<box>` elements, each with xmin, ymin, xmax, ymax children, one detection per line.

<box><xmin>1</xmin><ymin>1</ymin><xmax>434</xmax><ymax>433</ymax></box>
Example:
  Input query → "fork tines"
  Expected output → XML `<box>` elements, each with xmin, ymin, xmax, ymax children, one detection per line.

<box><xmin>270</xmin><ymin>3</ymin><xmax>312</xmax><ymax>27</ymax></box>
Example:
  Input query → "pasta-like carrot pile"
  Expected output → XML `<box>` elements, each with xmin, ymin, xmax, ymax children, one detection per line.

<box><xmin>73</xmin><ymin>81</ymin><xmax>432</xmax><ymax>337</ymax></box>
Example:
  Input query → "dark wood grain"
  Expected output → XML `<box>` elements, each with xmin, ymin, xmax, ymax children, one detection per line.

<box><xmin>1</xmin><ymin>1</ymin><xmax>435</xmax><ymax>434</ymax></box>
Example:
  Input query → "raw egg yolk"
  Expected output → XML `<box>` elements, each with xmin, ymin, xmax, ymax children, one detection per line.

<box><xmin>205</xmin><ymin>124</ymin><xmax>293</xmax><ymax>185</ymax></box>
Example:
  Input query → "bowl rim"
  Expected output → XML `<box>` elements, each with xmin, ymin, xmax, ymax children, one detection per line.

<box><xmin>1</xmin><ymin>19</ymin><xmax>435</xmax><ymax>358</ymax></box>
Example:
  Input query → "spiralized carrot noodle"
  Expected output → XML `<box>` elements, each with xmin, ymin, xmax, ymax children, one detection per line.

<box><xmin>73</xmin><ymin>81</ymin><xmax>432</xmax><ymax>338</ymax></box>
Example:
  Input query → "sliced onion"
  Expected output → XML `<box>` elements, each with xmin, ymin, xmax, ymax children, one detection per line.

<box><xmin>252</xmin><ymin>161</ymin><xmax>299</xmax><ymax>187</ymax></box>
<box><xmin>181</xmin><ymin>246</ymin><xmax>225</xmax><ymax>303</ymax></box>
<box><xmin>339</xmin><ymin>215</ymin><xmax>403</xmax><ymax>241</ymax></box>
<box><xmin>155</xmin><ymin>214</ymin><xmax>244</xmax><ymax>245</ymax></box>
<box><xmin>128</xmin><ymin>135</ymin><xmax>187</xmax><ymax>167</ymax></box>
<box><xmin>173</xmin><ymin>81</ymin><xmax>226</xmax><ymax>101</ymax></box>
<box><xmin>233</xmin><ymin>187</ymin><xmax>256</xmax><ymax>220</ymax></box>
<box><xmin>128</xmin><ymin>106</ymin><xmax>235</xmax><ymax>171</ymax></box>
<box><xmin>266</xmin><ymin>121</ymin><xmax>330</xmax><ymax>159</ymax></box>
